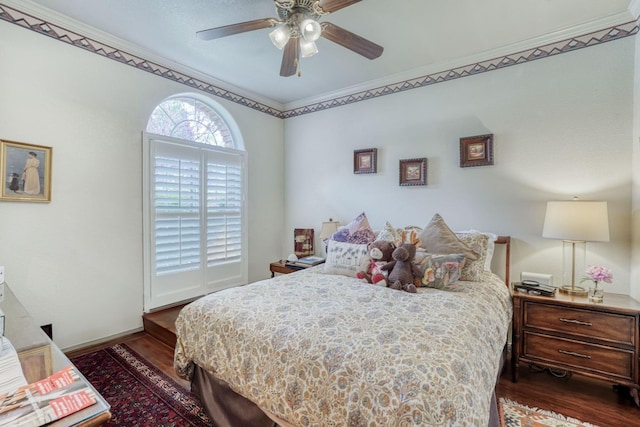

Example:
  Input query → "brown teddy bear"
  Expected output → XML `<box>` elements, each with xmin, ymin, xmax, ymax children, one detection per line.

<box><xmin>381</xmin><ymin>243</ymin><xmax>422</xmax><ymax>293</ymax></box>
<box><xmin>356</xmin><ymin>240</ymin><xmax>396</xmax><ymax>286</ymax></box>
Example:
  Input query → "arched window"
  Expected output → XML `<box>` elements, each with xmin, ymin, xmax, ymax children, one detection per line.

<box><xmin>143</xmin><ymin>95</ymin><xmax>247</xmax><ymax>311</ymax></box>
<box><xmin>146</xmin><ymin>97</ymin><xmax>235</xmax><ymax>147</ymax></box>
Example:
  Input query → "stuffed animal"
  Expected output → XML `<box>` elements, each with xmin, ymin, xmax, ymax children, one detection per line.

<box><xmin>398</xmin><ymin>229</ymin><xmax>423</xmax><ymax>249</ymax></box>
<box><xmin>356</xmin><ymin>240</ymin><xmax>396</xmax><ymax>286</ymax></box>
<box><xmin>381</xmin><ymin>243</ymin><xmax>422</xmax><ymax>293</ymax></box>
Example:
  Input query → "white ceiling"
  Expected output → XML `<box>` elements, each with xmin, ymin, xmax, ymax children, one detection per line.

<box><xmin>13</xmin><ymin>0</ymin><xmax>637</xmax><ymax>107</ymax></box>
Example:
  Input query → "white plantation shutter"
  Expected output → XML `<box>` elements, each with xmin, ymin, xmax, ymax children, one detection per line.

<box><xmin>204</xmin><ymin>150</ymin><xmax>245</xmax><ymax>289</ymax></box>
<box><xmin>207</xmin><ymin>155</ymin><xmax>242</xmax><ymax>265</ymax></box>
<box><xmin>144</xmin><ymin>135</ymin><xmax>247</xmax><ymax>310</ymax></box>
<box><xmin>154</xmin><ymin>144</ymin><xmax>201</xmax><ymax>275</ymax></box>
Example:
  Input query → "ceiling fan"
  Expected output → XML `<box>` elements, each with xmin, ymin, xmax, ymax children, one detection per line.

<box><xmin>196</xmin><ymin>0</ymin><xmax>384</xmax><ymax>77</ymax></box>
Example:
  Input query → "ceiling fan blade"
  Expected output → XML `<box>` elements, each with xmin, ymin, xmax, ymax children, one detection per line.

<box><xmin>280</xmin><ymin>38</ymin><xmax>299</xmax><ymax>77</ymax></box>
<box><xmin>321</xmin><ymin>22</ymin><xmax>383</xmax><ymax>59</ymax></box>
<box><xmin>318</xmin><ymin>0</ymin><xmax>362</xmax><ymax>13</ymax></box>
<box><xmin>197</xmin><ymin>18</ymin><xmax>277</xmax><ymax>40</ymax></box>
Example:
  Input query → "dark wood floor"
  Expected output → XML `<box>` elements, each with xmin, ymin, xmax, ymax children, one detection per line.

<box><xmin>67</xmin><ymin>306</ymin><xmax>640</xmax><ymax>426</ymax></box>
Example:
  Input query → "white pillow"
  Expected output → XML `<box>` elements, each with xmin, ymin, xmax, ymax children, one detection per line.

<box><xmin>323</xmin><ymin>240</ymin><xmax>369</xmax><ymax>277</ymax></box>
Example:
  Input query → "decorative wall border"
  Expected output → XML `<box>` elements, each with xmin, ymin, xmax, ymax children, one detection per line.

<box><xmin>282</xmin><ymin>20</ymin><xmax>639</xmax><ymax>118</ymax></box>
<box><xmin>0</xmin><ymin>2</ymin><xmax>637</xmax><ymax>120</ymax></box>
<box><xmin>0</xmin><ymin>3</ymin><xmax>285</xmax><ymax>119</ymax></box>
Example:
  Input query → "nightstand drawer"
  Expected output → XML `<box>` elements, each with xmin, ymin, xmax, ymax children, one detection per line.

<box><xmin>524</xmin><ymin>332</ymin><xmax>634</xmax><ymax>380</ymax></box>
<box><xmin>524</xmin><ymin>302</ymin><xmax>635</xmax><ymax>346</ymax></box>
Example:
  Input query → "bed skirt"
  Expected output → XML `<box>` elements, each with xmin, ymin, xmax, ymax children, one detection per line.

<box><xmin>192</xmin><ymin>364</ymin><xmax>502</xmax><ymax>427</ymax></box>
<box><xmin>191</xmin><ymin>365</ymin><xmax>277</xmax><ymax>427</ymax></box>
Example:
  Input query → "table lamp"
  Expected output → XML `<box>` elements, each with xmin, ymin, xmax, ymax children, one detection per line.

<box><xmin>542</xmin><ymin>198</ymin><xmax>610</xmax><ymax>295</ymax></box>
<box><xmin>319</xmin><ymin>218</ymin><xmax>339</xmax><ymax>254</ymax></box>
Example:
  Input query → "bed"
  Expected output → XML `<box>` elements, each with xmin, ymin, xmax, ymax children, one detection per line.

<box><xmin>174</xmin><ymin>219</ymin><xmax>512</xmax><ymax>427</ymax></box>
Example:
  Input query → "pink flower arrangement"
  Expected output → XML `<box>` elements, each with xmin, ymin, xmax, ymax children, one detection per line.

<box><xmin>583</xmin><ymin>266</ymin><xmax>613</xmax><ymax>285</ymax></box>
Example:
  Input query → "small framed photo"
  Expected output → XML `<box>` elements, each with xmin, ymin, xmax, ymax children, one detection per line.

<box><xmin>460</xmin><ymin>134</ymin><xmax>493</xmax><ymax>167</ymax></box>
<box><xmin>354</xmin><ymin>148</ymin><xmax>377</xmax><ymax>174</ymax></box>
<box><xmin>399</xmin><ymin>158</ymin><xmax>427</xmax><ymax>186</ymax></box>
<box><xmin>0</xmin><ymin>140</ymin><xmax>52</xmax><ymax>202</ymax></box>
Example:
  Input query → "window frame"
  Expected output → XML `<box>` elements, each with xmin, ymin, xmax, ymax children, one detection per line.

<box><xmin>142</xmin><ymin>95</ymin><xmax>247</xmax><ymax>312</ymax></box>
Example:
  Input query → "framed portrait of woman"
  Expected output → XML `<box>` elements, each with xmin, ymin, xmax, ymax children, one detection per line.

<box><xmin>0</xmin><ymin>140</ymin><xmax>52</xmax><ymax>202</ymax></box>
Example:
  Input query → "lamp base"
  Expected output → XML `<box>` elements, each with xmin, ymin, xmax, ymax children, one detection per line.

<box><xmin>559</xmin><ymin>285</ymin><xmax>588</xmax><ymax>296</ymax></box>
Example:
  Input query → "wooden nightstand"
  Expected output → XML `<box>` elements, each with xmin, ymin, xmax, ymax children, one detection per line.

<box><xmin>511</xmin><ymin>290</ymin><xmax>640</xmax><ymax>402</ymax></box>
<box><xmin>269</xmin><ymin>260</ymin><xmax>298</xmax><ymax>277</ymax></box>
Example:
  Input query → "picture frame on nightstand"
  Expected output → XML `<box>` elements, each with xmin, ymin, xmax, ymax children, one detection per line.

<box><xmin>294</xmin><ymin>228</ymin><xmax>314</xmax><ymax>258</ymax></box>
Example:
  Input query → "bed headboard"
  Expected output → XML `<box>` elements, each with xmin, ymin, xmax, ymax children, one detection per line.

<box><xmin>494</xmin><ymin>236</ymin><xmax>511</xmax><ymax>287</ymax></box>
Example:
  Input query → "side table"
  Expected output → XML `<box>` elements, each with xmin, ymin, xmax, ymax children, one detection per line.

<box><xmin>511</xmin><ymin>289</ymin><xmax>640</xmax><ymax>405</ymax></box>
<box><xmin>0</xmin><ymin>284</ymin><xmax>112</xmax><ymax>426</ymax></box>
<box><xmin>269</xmin><ymin>260</ymin><xmax>298</xmax><ymax>277</ymax></box>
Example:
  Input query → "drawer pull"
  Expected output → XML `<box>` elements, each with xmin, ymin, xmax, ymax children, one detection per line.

<box><xmin>558</xmin><ymin>349</ymin><xmax>591</xmax><ymax>359</ymax></box>
<box><xmin>559</xmin><ymin>318</ymin><xmax>592</xmax><ymax>326</ymax></box>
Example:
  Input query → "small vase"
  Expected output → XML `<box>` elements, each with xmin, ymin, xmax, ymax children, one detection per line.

<box><xmin>588</xmin><ymin>282</ymin><xmax>604</xmax><ymax>303</ymax></box>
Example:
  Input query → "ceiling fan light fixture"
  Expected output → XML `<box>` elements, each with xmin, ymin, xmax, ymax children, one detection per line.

<box><xmin>269</xmin><ymin>24</ymin><xmax>291</xmax><ymax>49</ymax></box>
<box><xmin>299</xmin><ymin>39</ymin><xmax>318</xmax><ymax>57</ymax></box>
<box><xmin>300</xmin><ymin>18</ymin><xmax>321</xmax><ymax>42</ymax></box>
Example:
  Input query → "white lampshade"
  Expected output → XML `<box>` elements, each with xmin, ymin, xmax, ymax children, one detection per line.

<box><xmin>269</xmin><ymin>25</ymin><xmax>291</xmax><ymax>50</ymax></box>
<box><xmin>543</xmin><ymin>200</ymin><xmax>609</xmax><ymax>242</ymax></box>
<box><xmin>319</xmin><ymin>219</ymin><xmax>339</xmax><ymax>240</ymax></box>
<box><xmin>300</xmin><ymin>18</ymin><xmax>321</xmax><ymax>42</ymax></box>
<box><xmin>299</xmin><ymin>39</ymin><xmax>318</xmax><ymax>58</ymax></box>
<box><xmin>543</xmin><ymin>199</ymin><xmax>610</xmax><ymax>294</ymax></box>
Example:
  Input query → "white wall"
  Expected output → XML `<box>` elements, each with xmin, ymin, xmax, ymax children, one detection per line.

<box><xmin>284</xmin><ymin>38</ymin><xmax>634</xmax><ymax>295</ymax></box>
<box><xmin>0</xmin><ymin>22</ymin><xmax>284</xmax><ymax>348</ymax></box>
<box><xmin>632</xmin><ymin>30</ymin><xmax>640</xmax><ymax>302</ymax></box>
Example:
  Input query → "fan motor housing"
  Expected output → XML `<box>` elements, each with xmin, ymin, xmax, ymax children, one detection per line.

<box><xmin>275</xmin><ymin>0</ymin><xmax>328</xmax><ymax>21</ymax></box>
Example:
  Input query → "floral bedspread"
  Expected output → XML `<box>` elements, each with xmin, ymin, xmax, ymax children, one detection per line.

<box><xmin>174</xmin><ymin>267</ymin><xmax>512</xmax><ymax>426</ymax></box>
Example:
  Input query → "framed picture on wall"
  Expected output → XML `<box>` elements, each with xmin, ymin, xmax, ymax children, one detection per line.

<box><xmin>460</xmin><ymin>134</ymin><xmax>494</xmax><ymax>167</ymax></box>
<box><xmin>354</xmin><ymin>148</ymin><xmax>377</xmax><ymax>174</ymax></box>
<box><xmin>0</xmin><ymin>140</ymin><xmax>52</xmax><ymax>202</ymax></box>
<box><xmin>399</xmin><ymin>158</ymin><xmax>427</xmax><ymax>186</ymax></box>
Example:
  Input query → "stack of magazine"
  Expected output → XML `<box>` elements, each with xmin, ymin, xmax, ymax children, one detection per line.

<box><xmin>0</xmin><ymin>338</ymin><xmax>28</xmax><ymax>396</ymax></box>
<box><xmin>285</xmin><ymin>256</ymin><xmax>326</xmax><ymax>270</ymax></box>
<box><xmin>0</xmin><ymin>365</ymin><xmax>97</xmax><ymax>427</ymax></box>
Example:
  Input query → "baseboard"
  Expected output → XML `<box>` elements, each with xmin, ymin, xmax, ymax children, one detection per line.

<box><xmin>61</xmin><ymin>326</ymin><xmax>144</xmax><ymax>353</ymax></box>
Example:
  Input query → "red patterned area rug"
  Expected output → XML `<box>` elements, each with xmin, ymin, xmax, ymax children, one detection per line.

<box><xmin>499</xmin><ymin>398</ymin><xmax>599</xmax><ymax>427</ymax></box>
<box><xmin>70</xmin><ymin>343</ymin><xmax>212</xmax><ymax>427</ymax></box>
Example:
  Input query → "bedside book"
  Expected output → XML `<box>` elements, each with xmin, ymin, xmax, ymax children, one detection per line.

<box><xmin>286</xmin><ymin>256</ymin><xmax>326</xmax><ymax>269</ymax></box>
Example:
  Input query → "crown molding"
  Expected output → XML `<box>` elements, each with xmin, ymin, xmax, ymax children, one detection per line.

<box><xmin>0</xmin><ymin>0</ymin><xmax>284</xmax><ymax>112</ymax></box>
<box><xmin>284</xmin><ymin>9</ymin><xmax>637</xmax><ymax>111</ymax></box>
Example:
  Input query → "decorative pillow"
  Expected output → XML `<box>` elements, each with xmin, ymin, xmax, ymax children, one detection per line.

<box><xmin>323</xmin><ymin>240</ymin><xmax>370</xmax><ymax>277</ymax></box>
<box><xmin>455</xmin><ymin>232</ymin><xmax>491</xmax><ymax>281</ymax></box>
<box><xmin>456</xmin><ymin>229</ymin><xmax>498</xmax><ymax>271</ymax></box>
<box><xmin>326</xmin><ymin>212</ymin><xmax>376</xmax><ymax>244</ymax></box>
<box><xmin>417</xmin><ymin>214</ymin><xmax>479</xmax><ymax>261</ymax></box>
<box><xmin>413</xmin><ymin>252</ymin><xmax>466</xmax><ymax>289</ymax></box>
<box><xmin>376</xmin><ymin>221</ymin><xmax>423</xmax><ymax>245</ymax></box>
